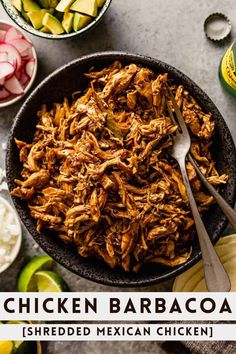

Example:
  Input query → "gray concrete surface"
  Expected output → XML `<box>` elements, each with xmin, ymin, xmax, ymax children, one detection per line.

<box><xmin>0</xmin><ymin>0</ymin><xmax>236</xmax><ymax>353</ymax></box>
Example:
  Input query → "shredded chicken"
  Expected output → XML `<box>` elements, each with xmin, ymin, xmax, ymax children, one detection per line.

<box><xmin>11</xmin><ymin>62</ymin><xmax>228</xmax><ymax>272</ymax></box>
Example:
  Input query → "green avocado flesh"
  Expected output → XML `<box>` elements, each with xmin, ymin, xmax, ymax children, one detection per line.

<box><xmin>70</xmin><ymin>0</ymin><xmax>98</xmax><ymax>17</ymax></box>
<box><xmin>42</xmin><ymin>12</ymin><xmax>65</xmax><ymax>34</ymax></box>
<box><xmin>13</xmin><ymin>0</ymin><xmax>103</xmax><ymax>34</ymax></box>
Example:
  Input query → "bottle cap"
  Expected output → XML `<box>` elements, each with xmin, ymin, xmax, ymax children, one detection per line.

<box><xmin>204</xmin><ymin>13</ymin><xmax>231</xmax><ymax>42</ymax></box>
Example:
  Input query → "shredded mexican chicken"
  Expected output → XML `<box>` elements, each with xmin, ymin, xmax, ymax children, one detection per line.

<box><xmin>11</xmin><ymin>61</ymin><xmax>228</xmax><ymax>271</ymax></box>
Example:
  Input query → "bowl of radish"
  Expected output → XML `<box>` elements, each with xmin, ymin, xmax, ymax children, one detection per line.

<box><xmin>0</xmin><ymin>21</ymin><xmax>37</xmax><ymax>108</ymax></box>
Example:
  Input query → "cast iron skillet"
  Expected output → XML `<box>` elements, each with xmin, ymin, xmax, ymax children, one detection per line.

<box><xmin>6</xmin><ymin>52</ymin><xmax>236</xmax><ymax>287</ymax></box>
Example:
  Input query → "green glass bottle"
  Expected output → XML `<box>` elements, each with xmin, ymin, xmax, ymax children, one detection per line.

<box><xmin>219</xmin><ymin>40</ymin><xmax>236</xmax><ymax>97</ymax></box>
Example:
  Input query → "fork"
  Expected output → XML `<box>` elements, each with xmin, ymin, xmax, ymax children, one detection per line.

<box><xmin>188</xmin><ymin>154</ymin><xmax>236</xmax><ymax>230</ymax></box>
<box><xmin>167</xmin><ymin>86</ymin><xmax>231</xmax><ymax>292</ymax></box>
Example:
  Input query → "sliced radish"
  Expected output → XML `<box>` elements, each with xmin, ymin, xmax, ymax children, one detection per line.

<box><xmin>20</xmin><ymin>70</ymin><xmax>30</xmax><ymax>84</ymax></box>
<box><xmin>0</xmin><ymin>87</ymin><xmax>10</xmax><ymax>101</ymax></box>
<box><xmin>21</xmin><ymin>48</ymin><xmax>33</xmax><ymax>60</ymax></box>
<box><xmin>0</xmin><ymin>62</ymin><xmax>15</xmax><ymax>80</ymax></box>
<box><xmin>25</xmin><ymin>59</ymin><xmax>35</xmax><ymax>78</ymax></box>
<box><xmin>10</xmin><ymin>39</ymin><xmax>32</xmax><ymax>54</ymax></box>
<box><xmin>5</xmin><ymin>75</ymin><xmax>24</xmax><ymax>95</ymax></box>
<box><xmin>0</xmin><ymin>31</ymin><xmax>6</xmax><ymax>42</ymax></box>
<box><xmin>4</xmin><ymin>27</ymin><xmax>22</xmax><ymax>43</ymax></box>
<box><xmin>20</xmin><ymin>60</ymin><xmax>27</xmax><ymax>76</ymax></box>
<box><xmin>15</xmin><ymin>67</ymin><xmax>22</xmax><ymax>80</ymax></box>
<box><xmin>21</xmin><ymin>76</ymin><xmax>30</xmax><ymax>88</ymax></box>
<box><xmin>0</xmin><ymin>26</ymin><xmax>36</xmax><ymax>101</ymax></box>
<box><xmin>0</xmin><ymin>52</ymin><xmax>8</xmax><ymax>62</ymax></box>
<box><xmin>0</xmin><ymin>43</ymin><xmax>21</xmax><ymax>71</ymax></box>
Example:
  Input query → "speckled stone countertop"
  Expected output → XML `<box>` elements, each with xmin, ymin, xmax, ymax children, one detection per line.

<box><xmin>0</xmin><ymin>1</ymin><xmax>236</xmax><ymax>353</ymax></box>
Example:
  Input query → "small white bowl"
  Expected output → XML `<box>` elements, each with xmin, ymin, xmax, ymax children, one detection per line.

<box><xmin>0</xmin><ymin>20</ymin><xmax>38</xmax><ymax>109</ymax></box>
<box><xmin>0</xmin><ymin>195</ymin><xmax>22</xmax><ymax>273</ymax></box>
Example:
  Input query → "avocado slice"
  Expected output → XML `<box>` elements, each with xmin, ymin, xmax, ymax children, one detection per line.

<box><xmin>73</xmin><ymin>12</ymin><xmax>92</xmax><ymax>31</ymax></box>
<box><xmin>56</xmin><ymin>0</ymin><xmax>75</xmax><ymax>12</ymax></box>
<box><xmin>21</xmin><ymin>9</ymin><xmax>30</xmax><ymax>22</ymax></box>
<box><xmin>62</xmin><ymin>12</ymin><xmax>74</xmax><ymax>33</ymax></box>
<box><xmin>42</xmin><ymin>13</ymin><xmax>65</xmax><ymax>34</ymax></box>
<box><xmin>38</xmin><ymin>0</ymin><xmax>49</xmax><ymax>8</ymax></box>
<box><xmin>28</xmin><ymin>9</ymin><xmax>50</xmax><ymax>29</ymax></box>
<box><xmin>70</xmin><ymin>0</ymin><xmax>98</xmax><ymax>17</ymax></box>
<box><xmin>22</xmin><ymin>0</ymin><xmax>40</xmax><ymax>12</ymax></box>
<box><xmin>12</xmin><ymin>0</ymin><xmax>22</xmax><ymax>11</ymax></box>
<box><xmin>40</xmin><ymin>25</ymin><xmax>51</xmax><ymax>33</ymax></box>
<box><xmin>96</xmin><ymin>0</ymin><xmax>105</xmax><ymax>7</ymax></box>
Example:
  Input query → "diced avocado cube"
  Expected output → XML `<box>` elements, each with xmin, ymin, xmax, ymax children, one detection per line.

<box><xmin>22</xmin><ymin>0</ymin><xmax>40</xmax><ymax>12</ymax></box>
<box><xmin>73</xmin><ymin>12</ymin><xmax>92</xmax><ymax>31</ymax></box>
<box><xmin>62</xmin><ymin>12</ymin><xmax>74</xmax><ymax>33</ymax></box>
<box><xmin>56</xmin><ymin>0</ymin><xmax>75</xmax><ymax>12</ymax></box>
<box><xmin>42</xmin><ymin>13</ymin><xmax>65</xmax><ymax>34</ymax></box>
<box><xmin>38</xmin><ymin>0</ymin><xmax>49</xmax><ymax>8</ymax></box>
<box><xmin>96</xmin><ymin>0</ymin><xmax>105</xmax><ymax>7</ymax></box>
<box><xmin>28</xmin><ymin>9</ymin><xmax>51</xmax><ymax>29</ymax></box>
<box><xmin>70</xmin><ymin>0</ymin><xmax>98</xmax><ymax>17</ymax></box>
<box><xmin>40</xmin><ymin>26</ymin><xmax>51</xmax><ymax>33</ymax></box>
<box><xmin>21</xmin><ymin>9</ymin><xmax>30</xmax><ymax>21</ymax></box>
<box><xmin>12</xmin><ymin>0</ymin><xmax>22</xmax><ymax>12</ymax></box>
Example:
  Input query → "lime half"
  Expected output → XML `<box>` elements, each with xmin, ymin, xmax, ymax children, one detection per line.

<box><xmin>35</xmin><ymin>270</ymin><xmax>69</xmax><ymax>292</ymax></box>
<box><xmin>17</xmin><ymin>256</ymin><xmax>54</xmax><ymax>292</ymax></box>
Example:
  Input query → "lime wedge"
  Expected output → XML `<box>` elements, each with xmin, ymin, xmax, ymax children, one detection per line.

<box><xmin>17</xmin><ymin>256</ymin><xmax>54</xmax><ymax>292</ymax></box>
<box><xmin>0</xmin><ymin>341</ymin><xmax>14</xmax><ymax>354</ymax></box>
<box><xmin>6</xmin><ymin>321</ymin><xmax>27</xmax><ymax>350</ymax></box>
<box><xmin>35</xmin><ymin>270</ymin><xmax>69</xmax><ymax>292</ymax></box>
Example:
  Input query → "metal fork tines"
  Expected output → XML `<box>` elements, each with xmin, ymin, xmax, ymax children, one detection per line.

<box><xmin>166</xmin><ymin>85</ymin><xmax>231</xmax><ymax>292</ymax></box>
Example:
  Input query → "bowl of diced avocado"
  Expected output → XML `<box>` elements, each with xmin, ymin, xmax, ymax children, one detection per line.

<box><xmin>1</xmin><ymin>0</ymin><xmax>112</xmax><ymax>39</ymax></box>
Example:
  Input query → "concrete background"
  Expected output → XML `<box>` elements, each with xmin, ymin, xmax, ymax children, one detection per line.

<box><xmin>0</xmin><ymin>0</ymin><xmax>236</xmax><ymax>353</ymax></box>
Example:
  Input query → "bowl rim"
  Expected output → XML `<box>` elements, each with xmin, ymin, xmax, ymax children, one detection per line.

<box><xmin>6</xmin><ymin>51</ymin><xmax>236</xmax><ymax>286</ymax></box>
<box><xmin>0</xmin><ymin>20</ymin><xmax>38</xmax><ymax>108</ymax></box>
<box><xmin>0</xmin><ymin>195</ymin><xmax>22</xmax><ymax>274</ymax></box>
<box><xmin>1</xmin><ymin>0</ymin><xmax>112</xmax><ymax>40</ymax></box>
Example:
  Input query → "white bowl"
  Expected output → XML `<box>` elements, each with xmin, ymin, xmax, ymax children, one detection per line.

<box><xmin>0</xmin><ymin>195</ymin><xmax>22</xmax><ymax>273</ymax></box>
<box><xmin>0</xmin><ymin>20</ymin><xmax>38</xmax><ymax>109</ymax></box>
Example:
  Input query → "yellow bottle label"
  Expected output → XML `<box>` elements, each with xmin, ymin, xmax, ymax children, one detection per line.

<box><xmin>221</xmin><ymin>42</ymin><xmax>236</xmax><ymax>90</ymax></box>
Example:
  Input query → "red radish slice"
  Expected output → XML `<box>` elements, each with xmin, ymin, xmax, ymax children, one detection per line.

<box><xmin>0</xmin><ymin>27</ymin><xmax>36</xmax><ymax>101</ymax></box>
<box><xmin>0</xmin><ymin>87</ymin><xmax>10</xmax><ymax>101</ymax></box>
<box><xmin>0</xmin><ymin>31</ymin><xmax>6</xmax><ymax>42</ymax></box>
<box><xmin>4</xmin><ymin>27</ymin><xmax>22</xmax><ymax>43</ymax></box>
<box><xmin>15</xmin><ymin>68</ymin><xmax>22</xmax><ymax>80</ymax></box>
<box><xmin>0</xmin><ymin>52</ymin><xmax>8</xmax><ymax>62</ymax></box>
<box><xmin>21</xmin><ymin>48</ymin><xmax>33</xmax><ymax>60</ymax></box>
<box><xmin>5</xmin><ymin>75</ymin><xmax>24</xmax><ymax>95</ymax></box>
<box><xmin>25</xmin><ymin>59</ymin><xmax>35</xmax><ymax>78</ymax></box>
<box><xmin>0</xmin><ymin>43</ymin><xmax>21</xmax><ymax>71</ymax></box>
<box><xmin>0</xmin><ymin>62</ymin><xmax>15</xmax><ymax>80</ymax></box>
<box><xmin>20</xmin><ymin>73</ymin><xmax>30</xmax><ymax>87</ymax></box>
<box><xmin>20</xmin><ymin>71</ymin><xmax>30</xmax><ymax>85</ymax></box>
<box><xmin>10</xmin><ymin>39</ymin><xmax>32</xmax><ymax>54</ymax></box>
